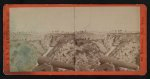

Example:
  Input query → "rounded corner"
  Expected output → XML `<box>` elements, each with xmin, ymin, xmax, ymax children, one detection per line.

<box><xmin>140</xmin><ymin>4</ymin><xmax>147</xmax><ymax>9</ymax></box>
<box><xmin>139</xmin><ymin>70</ymin><xmax>147</xmax><ymax>76</ymax></box>
<box><xmin>3</xmin><ymin>4</ymin><xmax>9</xmax><ymax>8</ymax></box>
<box><xmin>3</xmin><ymin>70</ymin><xmax>9</xmax><ymax>75</ymax></box>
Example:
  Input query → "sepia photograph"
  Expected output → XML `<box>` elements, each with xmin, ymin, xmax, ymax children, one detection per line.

<box><xmin>3</xmin><ymin>4</ymin><xmax>147</xmax><ymax>75</ymax></box>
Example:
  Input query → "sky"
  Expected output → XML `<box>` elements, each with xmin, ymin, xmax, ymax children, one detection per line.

<box><xmin>10</xmin><ymin>6</ymin><xmax>140</xmax><ymax>34</ymax></box>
